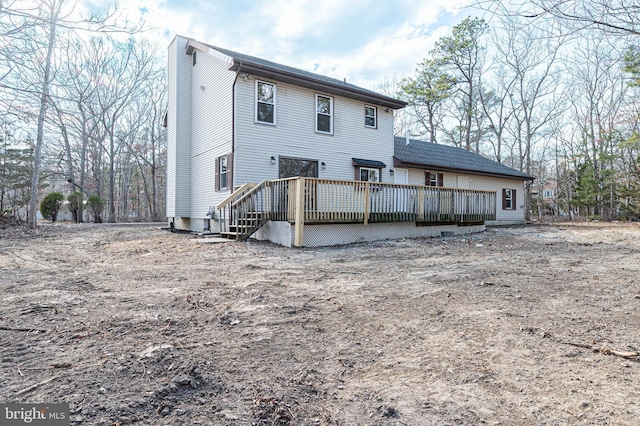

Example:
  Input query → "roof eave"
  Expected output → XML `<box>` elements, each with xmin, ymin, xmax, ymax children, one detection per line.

<box><xmin>393</xmin><ymin>158</ymin><xmax>535</xmax><ymax>181</ymax></box>
<box><xmin>185</xmin><ymin>39</ymin><xmax>210</xmax><ymax>56</ymax></box>
<box><xmin>230</xmin><ymin>61</ymin><xmax>407</xmax><ymax>110</ymax></box>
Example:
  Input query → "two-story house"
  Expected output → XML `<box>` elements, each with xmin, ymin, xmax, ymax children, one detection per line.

<box><xmin>167</xmin><ymin>36</ymin><xmax>533</xmax><ymax>247</ymax></box>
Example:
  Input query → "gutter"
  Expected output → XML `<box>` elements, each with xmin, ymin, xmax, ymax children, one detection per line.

<box><xmin>231</xmin><ymin>61</ymin><xmax>406</xmax><ymax>110</ymax></box>
<box><xmin>393</xmin><ymin>158</ymin><xmax>536</xmax><ymax>181</ymax></box>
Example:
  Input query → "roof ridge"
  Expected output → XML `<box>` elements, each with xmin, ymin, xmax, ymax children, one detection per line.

<box><xmin>187</xmin><ymin>37</ymin><xmax>406</xmax><ymax>108</ymax></box>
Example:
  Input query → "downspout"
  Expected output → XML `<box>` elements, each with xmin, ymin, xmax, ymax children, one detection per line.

<box><xmin>231</xmin><ymin>61</ymin><xmax>242</xmax><ymax>191</ymax></box>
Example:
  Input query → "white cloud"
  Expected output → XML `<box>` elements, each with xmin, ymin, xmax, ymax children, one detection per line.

<box><xmin>81</xmin><ymin>0</ymin><xmax>474</xmax><ymax>90</ymax></box>
<box><xmin>264</xmin><ymin>0</ymin><xmax>356</xmax><ymax>39</ymax></box>
<box><xmin>308</xmin><ymin>23</ymin><xmax>452</xmax><ymax>90</ymax></box>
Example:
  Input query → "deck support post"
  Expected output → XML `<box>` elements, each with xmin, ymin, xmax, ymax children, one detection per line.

<box><xmin>363</xmin><ymin>182</ymin><xmax>370</xmax><ymax>225</ymax></box>
<box><xmin>294</xmin><ymin>177</ymin><xmax>305</xmax><ymax>247</ymax></box>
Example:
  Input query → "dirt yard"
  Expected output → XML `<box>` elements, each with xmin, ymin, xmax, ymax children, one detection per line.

<box><xmin>1</xmin><ymin>222</ymin><xmax>639</xmax><ymax>425</ymax></box>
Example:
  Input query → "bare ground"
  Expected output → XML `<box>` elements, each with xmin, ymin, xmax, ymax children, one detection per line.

<box><xmin>1</xmin><ymin>221</ymin><xmax>640</xmax><ymax>425</ymax></box>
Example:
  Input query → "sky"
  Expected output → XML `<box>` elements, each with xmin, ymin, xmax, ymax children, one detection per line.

<box><xmin>87</xmin><ymin>0</ymin><xmax>480</xmax><ymax>91</ymax></box>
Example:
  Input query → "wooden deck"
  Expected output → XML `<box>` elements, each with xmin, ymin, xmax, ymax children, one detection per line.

<box><xmin>217</xmin><ymin>177</ymin><xmax>497</xmax><ymax>245</ymax></box>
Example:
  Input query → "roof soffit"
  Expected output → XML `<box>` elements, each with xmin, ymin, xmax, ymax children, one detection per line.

<box><xmin>231</xmin><ymin>62</ymin><xmax>406</xmax><ymax>109</ymax></box>
<box><xmin>393</xmin><ymin>157</ymin><xmax>535</xmax><ymax>181</ymax></box>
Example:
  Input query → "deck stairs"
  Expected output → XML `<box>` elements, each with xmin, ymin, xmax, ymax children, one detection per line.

<box><xmin>218</xmin><ymin>181</ymin><xmax>271</xmax><ymax>241</ymax></box>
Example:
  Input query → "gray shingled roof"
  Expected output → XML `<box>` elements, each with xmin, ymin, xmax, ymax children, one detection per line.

<box><xmin>352</xmin><ymin>158</ymin><xmax>387</xmax><ymax>168</ymax></box>
<box><xmin>394</xmin><ymin>137</ymin><xmax>534</xmax><ymax>180</ymax></box>
<box><xmin>193</xmin><ymin>40</ymin><xmax>406</xmax><ymax>110</ymax></box>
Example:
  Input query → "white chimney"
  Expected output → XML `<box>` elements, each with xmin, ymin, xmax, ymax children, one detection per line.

<box><xmin>405</xmin><ymin>130</ymin><xmax>410</xmax><ymax>145</ymax></box>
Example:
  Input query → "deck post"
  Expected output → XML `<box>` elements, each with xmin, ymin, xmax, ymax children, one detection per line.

<box><xmin>417</xmin><ymin>190</ymin><xmax>425</xmax><ymax>221</ymax></box>
<box><xmin>294</xmin><ymin>177</ymin><xmax>305</xmax><ymax>247</ymax></box>
<box><xmin>363</xmin><ymin>182</ymin><xmax>370</xmax><ymax>225</ymax></box>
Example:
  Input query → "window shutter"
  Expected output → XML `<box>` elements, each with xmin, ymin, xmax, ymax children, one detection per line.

<box><xmin>502</xmin><ymin>189</ymin><xmax>506</xmax><ymax>210</ymax></box>
<box><xmin>215</xmin><ymin>156</ymin><xmax>220</xmax><ymax>191</ymax></box>
<box><xmin>424</xmin><ymin>172</ymin><xmax>429</xmax><ymax>185</ymax></box>
<box><xmin>438</xmin><ymin>173</ymin><xmax>443</xmax><ymax>187</ymax></box>
<box><xmin>355</xmin><ymin>167</ymin><xmax>360</xmax><ymax>181</ymax></box>
<box><xmin>512</xmin><ymin>189</ymin><xmax>516</xmax><ymax>209</ymax></box>
<box><xmin>227</xmin><ymin>153</ymin><xmax>233</xmax><ymax>190</ymax></box>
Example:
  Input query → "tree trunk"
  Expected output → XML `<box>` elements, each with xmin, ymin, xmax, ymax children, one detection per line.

<box><xmin>28</xmin><ymin>0</ymin><xmax>60</xmax><ymax>228</ymax></box>
<box><xmin>108</xmin><ymin>132</ymin><xmax>116</xmax><ymax>222</ymax></box>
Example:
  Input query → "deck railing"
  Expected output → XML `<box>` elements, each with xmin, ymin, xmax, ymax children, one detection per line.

<box><xmin>217</xmin><ymin>177</ymin><xmax>496</xmax><ymax>244</ymax></box>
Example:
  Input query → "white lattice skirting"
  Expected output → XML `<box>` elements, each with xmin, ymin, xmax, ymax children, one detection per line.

<box><xmin>252</xmin><ymin>221</ymin><xmax>485</xmax><ymax>247</ymax></box>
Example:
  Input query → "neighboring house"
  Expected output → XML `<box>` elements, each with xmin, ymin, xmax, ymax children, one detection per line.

<box><xmin>531</xmin><ymin>177</ymin><xmax>560</xmax><ymax>217</ymax></box>
<box><xmin>166</xmin><ymin>35</ymin><xmax>534</xmax><ymax>246</ymax></box>
<box><xmin>393</xmin><ymin>137</ymin><xmax>534</xmax><ymax>225</ymax></box>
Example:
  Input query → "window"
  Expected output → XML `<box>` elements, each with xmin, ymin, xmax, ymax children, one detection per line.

<box><xmin>502</xmin><ymin>188</ymin><xmax>516</xmax><ymax>210</ymax></box>
<box><xmin>316</xmin><ymin>94</ymin><xmax>333</xmax><ymax>134</ymax></box>
<box><xmin>256</xmin><ymin>81</ymin><xmax>275</xmax><ymax>124</ymax></box>
<box><xmin>279</xmin><ymin>157</ymin><xmax>318</xmax><ymax>178</ymax></box>
<box><xmin>219</xmin><ymin>156</ymin><xmax>228</xmax><ymax>189</ymax></box>
<box><xmin>365</xmin><ymin>105</ymin><xmax>377</xmax><ymax>128</ymax></box>
<box><xmin>426</xmin><ymin>172</ymin><xmax>443</xmax><ymax>187</ymax></box>
<box><xmin>359</xmin><ymin>167</ymin><xmax>380</xmax><ymax>182</ymax></box>
<box><xmin>353</xmin><ymin>158</ymin><xmax>385</xmax><ymax>183</ymax></box>
<box><xmin>216</xmin><ymin>154</ymin><xmax>232</xmax><ymax>191</ymax></box>
<box><xmin>543</xmin><ymin>189</ymin><xmax>554</xmax><ymax>197</ymax></box>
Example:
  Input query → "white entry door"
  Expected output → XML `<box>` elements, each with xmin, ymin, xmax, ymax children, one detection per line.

<box><xmin>394</xmin><ymin>169</ymin><xmax>408</xmax><ymax>185</ymax></box>
<box><xmin>457</xmin><ymin>175</ymin><xmax>470</xmax><ymax>189</ymax></box>
<box><xmin>394</xmin><ymin>169</ymin><xmax>409</xmax><ymax>212</ymax></box>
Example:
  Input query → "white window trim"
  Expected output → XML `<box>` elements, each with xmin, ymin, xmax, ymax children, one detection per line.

<box><xmin>219</xmin><ymin>156</ymin><xmax>228</xmax><ymax>190</ymax></box>
<box><xmin>365</xmin><ymin>105</ymin><xmax>377</xmax><ymax>128</ymax></box>
<box><xmin>360</xmin><ymin>167</ymin><xmax>380</xmax><ymax>182</ymax></box>
<box><xmin>255</xmin><ymin>80</ymin><xmax>276</xmax><ymax>125</ymax></box>
<box><xmin>504</xmin><ymin>188</ymin><xmax>513</xmax><ymax>210</ymax></box>
<box><xmin>315</xmin><ymin>94</ymin><xmax>333</xmax><ymax>134</ymax></box>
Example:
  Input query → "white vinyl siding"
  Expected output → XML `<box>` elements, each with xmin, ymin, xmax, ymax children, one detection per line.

<box><xmin>406</xmin><ymin>168</ymin><xmax>527</xmax><ymax>224</ymax></box>
<box><xmin>233</xmin><ymin>77</ymin><xmax>394</xmax><ymax>185</ymax></box>
<box><xmin>189</xmin><ymin>45</ymin><xmax>235</xmax><ymax>219</ymax></box>
<box><xmin>167</xmin><ymin>36</ymin><xmax>193</xmax><ymax>217</ymax></box>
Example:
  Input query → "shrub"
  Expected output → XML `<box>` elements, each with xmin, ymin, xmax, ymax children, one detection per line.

<box><xmin>87</xmin><ymin>194</ymin><xmax>105</xmax><ymax>223</ymax></box>
<box><xmin>40</xmin><ymin>192</ymin><xmax>64</xmax><ymax>223</ymax></box>
<box><xmin>67</xmin><ymin>192</ymin><xmax>82</xmax><ymax>223</ymax></box>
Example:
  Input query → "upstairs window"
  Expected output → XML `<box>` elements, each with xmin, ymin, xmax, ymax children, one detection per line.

<box><xmin>503</xmin><ymin>188</ymin><xmax>516</xmax><ymax>210</ymax></box>
<box><xmin>426</xmin><ymin>172</ymin><xmax>443</xmax><ymax>187</ymax></box>
<box><xmin>365</xmin><ymin>105</ymin><xmax>377</xmax><ymax>128</ymax></box>
<box><xmin>316</xmin><ymin>94</ymin><xmax>333</xmax><ymax>134</ymax></box>
<box><xmin>256</xmin><ymin>81</ymin><xmax>276</xmax><ymax>124</ymax></box>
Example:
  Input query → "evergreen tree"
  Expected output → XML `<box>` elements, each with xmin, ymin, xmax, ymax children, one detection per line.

<box><xmin>40</xmin><ymin>192</ymin><xmax>64</xmax><ymax>223</ymax></box>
